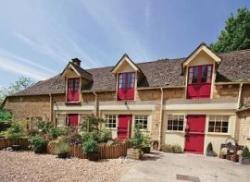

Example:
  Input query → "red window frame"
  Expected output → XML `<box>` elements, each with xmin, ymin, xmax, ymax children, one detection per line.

<box><xmin>67</xmin><ymin>78</ymin><xmax>80</xmax><ymax>103</ymax></box>
<box><xmin>187</xmin><ymin>64</ymin><xmax>213</xmax><ymax>99</ymax></box>
<box><xmin>188</xmin><ymin>65</ymin><xmax>212</xmax><ymax>85</ymax></box>
<box><xmin>117</xmin><ymin>72</ymin><xmax>135</xmax><ymax>100</ymax></box>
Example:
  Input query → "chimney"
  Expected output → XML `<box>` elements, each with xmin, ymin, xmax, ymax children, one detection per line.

<box><xmin>72</xmin><ymin>58</ymin><xmax>81</xmax><ymax>67</ymax></box>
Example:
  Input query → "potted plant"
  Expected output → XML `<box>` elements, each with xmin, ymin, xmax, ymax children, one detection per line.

<box><xmin>219</xmin><ymin>147</ymin><xmax>227</xmax><ymax>159</ymax></box>
<box><xmin>55</xmin><ymin>139</ymin><xmax>70</xmax><ymax>159</ymax></box>
<box><xmin>127</xmin><ymin>125</ymin><xmax>144</xmax><ymax>160</ymax></box>
<box><xmin>141</xmin><ymin>135</ymin><xmax>151</xmax><ymax>154</ymax></box>
<box><xmin>206</xmin><ymin>142</ymin><xmax>216</xmax><ymax>157</ymax></box>
<box><xmin>239</xmin><ymin>147</ymin><xmax>250</xmax><ymax>165</ymax></box>
<box><xmin>29</xmin><ymin>135</ymin><xmax>48</xmax><ymax>154</ymax></box>
<box><xmin>5</xmin><ymin>122</ymin><xmax>26</xmax><ymax>151</ymax></box>
<box><xmin>83</xmin><ymin>137</ymin><xmax>99</xmax><ymax>161</ymax></box>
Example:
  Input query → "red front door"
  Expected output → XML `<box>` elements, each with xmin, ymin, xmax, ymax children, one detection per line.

<box><xmin>185</xmin><ymin>115</ymin><xmax>206</xmax><ymax>154</ymax></box>
<box><xmin>117</xmin><ymin>115</ymin><xmax>132</xmax><ymax>140</ymax></box>
<box><xmin>68</xmin><ymin>114</ymin><xmax>79</xmax><ymax>127</ymax></box>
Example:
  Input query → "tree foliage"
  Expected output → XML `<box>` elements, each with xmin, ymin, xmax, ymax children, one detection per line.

<box><xmin>211</xmin><ymin>8</ymin><xmax>250</xmax><ymax>53</ymax></box>
<box><xmin>0</xmin><ymin>109</ymin><xmax>12</xmax><ymax>122</ymax></box>
<box><xmin>0</xmin><ymin>76</ymin><xmax>33</xmax><ymax>104</ymax></box>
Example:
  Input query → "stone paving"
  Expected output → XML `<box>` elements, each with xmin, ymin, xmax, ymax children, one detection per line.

<box><xmin>120</xmin><ymin>151</ymin><xmax>250</xmax><ymax>182</ymax></box>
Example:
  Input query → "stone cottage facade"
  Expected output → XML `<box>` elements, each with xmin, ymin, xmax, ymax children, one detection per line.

<box><xmin>2</xmin><ymin>43</ymin><xmax>250</xmax><ymax>155</ymax></box>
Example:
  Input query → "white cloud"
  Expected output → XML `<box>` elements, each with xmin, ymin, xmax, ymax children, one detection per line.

<box><xmin>0</xmin><ymin>48</ymin><xmax>55</xmax><ymax>74</ymax></box>
<box><xmin>0</xmin><ymin>56</ymin><xmax>51</xmax><ymax>80</ymax></box>
<box><xmin>14</xmin><ymin>32</ymin><xmax>68</xmax><ymax>63</ymax></box>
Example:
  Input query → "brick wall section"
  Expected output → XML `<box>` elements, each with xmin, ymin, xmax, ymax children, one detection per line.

<box><xmin>163</xmin><ymin>88</ymin><xmax>185</xmax><ymax>100</ymax></box>
<box><xmin>137</xmin><ymin>90</ymin><xmax>161</xmax><ymax>101</ymax></box>
<box><xmin>4</xmin><ymin>95</ymin><xmax>51</xmax><ymax>121</ymax></box>
<box><xmin>237</xmin><ymin>110</ymin><xmax>250</xmax><ymax>149</ymax></box>
<box><xmin>213</xmin><ymin>84</ymin><xmax>239</xmax><ymax>99</ymax></box>
<box><xmin>242</xmin><ymin>84</ymin><xmax>250</xmax><ymax>106</ymax></box>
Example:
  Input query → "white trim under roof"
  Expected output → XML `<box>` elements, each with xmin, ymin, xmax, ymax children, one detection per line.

<box><xmin>54</xmin><ymin>105</ymin><xmax>95</xmax><ymax>111</ymax></box>
<box><xmin>183</xmin><ymin>45</ymin><xmax>221</xmax><ymax>67</ymax></box>
<box><xmin>164</xmin><ymin>99</ymin><xmax>238</xmax><ymax>111</ymax></box>
<box><xmin>99</xmin><ymin>104</ymin><xmax>155</xmax><ymax>111</ymax></box>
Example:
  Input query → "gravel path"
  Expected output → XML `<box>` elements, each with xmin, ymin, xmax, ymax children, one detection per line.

<box><xmin>0</xmin><ymin>150</ymin><xmax>134</xmax><ymax>182</ymax></box>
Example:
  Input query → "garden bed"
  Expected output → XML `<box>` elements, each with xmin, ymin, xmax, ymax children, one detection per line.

<box><xmin>0</xmin><ymin>138</ymin><xmax>29</xmax><ymax>150</ymax></box>
<box><xmin>0</xmin><ymin>138</ymin><xmax>128</xmax><ymax>160</ymax></box>
<box><xmin>47</xmin><ymin>142</ymin><xmax>129</xmax><ymax>159</ymax></box>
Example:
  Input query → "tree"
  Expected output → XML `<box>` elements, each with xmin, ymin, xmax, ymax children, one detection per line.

<box><xmin>211</xmin><ymin>8</ymin><xmax>250</xmax><ymax>53</ymax></box>
<box><xmin>0</xmin><ymin>76</ymin><xmax>33</xmax><ymax>104</ymax></box>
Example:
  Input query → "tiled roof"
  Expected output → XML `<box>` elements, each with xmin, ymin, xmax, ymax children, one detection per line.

<box><xmin>13</xmin><ymin>49</ymin><xmax>250</xmax><ymax>96</ymax></box>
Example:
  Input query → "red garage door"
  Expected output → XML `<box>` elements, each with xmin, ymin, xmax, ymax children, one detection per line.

<box><xmin>185</xmin><ymin>115</ymin><xmax>206</xmax><ymax>154</ymax></box>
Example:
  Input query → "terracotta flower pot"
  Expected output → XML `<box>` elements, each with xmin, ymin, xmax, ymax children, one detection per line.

<box><xmin>230</xmin><ymin>154</ymin><xmax>239</xmax><ymax>162</ymax></box>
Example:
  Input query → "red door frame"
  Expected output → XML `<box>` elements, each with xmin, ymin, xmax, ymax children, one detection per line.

<box><xmin>186</xmin><ymin>64</ymin><xmax>213</xmax><ymax>99</ymax></box>
<box><xmin>117</xmin><ymin>115</ymin><xmax>132</xmax><ymax>140</ymax></box>
<box><xmin>184</xmin><ymin>115</ymin><xmax>206</xmax><ymax>154</ymax></box>
<box><xmin>67</xmin><ymin>114</ymin><xmax>79</xmax><ymax>128</ymax></box>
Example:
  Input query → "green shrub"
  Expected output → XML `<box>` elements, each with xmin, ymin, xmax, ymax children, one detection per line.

<box><xmin>65</xmin><ymin>132</ymin><xmax>82</xmax><ymax>144</ymax></box>
<box><xmin>129</xmin><ymin>124</ymin><xmax>144</xmax><ymax>149</ymax></box>
<box><xmin>5</xmin><ymin>122</ymin><xmax>25</xmax><ymax>140</ymax></box>
<box><xmin>0</xmin><ymin>109</ymin><xmax>12</xmax><ymax>122</ymax></box>
<box><xmin>27</xmin><ymin>129</ymin><xmax>39</xmax><ymax>136</ymax></box>
<box><xmin>142</xmin><ymin>135</ymin><xmax>151</xmax><ymax>147</ymax></box>
<box><xmin>55</xmin><ymin>139</ymin><xmax>70</xmax><ymax>158</ymax></box>
<box><xmin>48</xmin><ymin>127</ymin><xmax>64</xmax><ymax>139</ymax></box>
<box><xmin>29</xmin><ymin>135</ymin><xmax>48</xmax><ymax>153</ymax></box>
<box><xmin>81</xmin><ymin>131</ymin><xmax>99</xmax><ymax>142</ymax></box>
<box><xmin>99</xmin><ymin>129</ymin><xmax>112</xmax><ymax>143</ymax></box>
<box><xmin>161</xmin><ymin>144</ymin><xmax>183</xmax><ymax>153</ymax></box>
<box><xmin>80</xmin><ymin>116</ymin><xmax>105</xmax><ymax>132</ymax></box>
<box><xmin>172</xmin><ymin>145</ymin><xmax>183</xmax><ymax>153</ymax></box>
<box><xmin>161</xmin><ymin>144</ymin><xmax>173</xmax><ymax>153</ymax></box>
<box><xmin>242</xmin><ymin>147</ymin><xmax>250</xmax><ymax>157</ymax></box>
<box><xmin>37</xmin><ymin>121</ymin><xmax>52</xmax><ymax>133</ymax></box>
<box><xmin>82</xmin><ymin>137</ymin><xmax>98</xmax><ymax>154</ymax></box>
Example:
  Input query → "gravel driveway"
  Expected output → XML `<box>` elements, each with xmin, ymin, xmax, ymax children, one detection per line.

<box><xmin>0</xmin><ymin>151</ymin><xmax>134</xmax><ymax>182</ymax></box>
<box><xmin>120</xmin><ymin>151</ymin><xmax>250</xmax><ymax>182</ymax></box>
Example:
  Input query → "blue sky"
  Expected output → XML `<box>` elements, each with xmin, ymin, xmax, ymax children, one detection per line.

<box><xmin>0</xmin><ymin>0</ymin><xmax>249</xmax><ymax>87</ymax></box>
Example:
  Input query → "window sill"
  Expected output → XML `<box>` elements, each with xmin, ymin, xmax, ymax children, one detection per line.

<box><xmin>106</xmin><ymin>128</ymin><xmax>117</xmax><ymax>130</ymax></box>
<box><xmin>206</xmin><ymin>132</ymin><xmax>231</xmax><ymax>136</ymax></box>
<box><xmin>165</xmin><ymin>130</ymin><xmax>185</xmax><ymax>134</ymax></box>
<box><xmin>139</xmin><ymin>129</ymin><xmax>150</xmax><ymax>132</ymax></box>
<box><xmin>65</xmin><ymin>101</ymin><xmax>81</xmax><ymax>105</ymax></box>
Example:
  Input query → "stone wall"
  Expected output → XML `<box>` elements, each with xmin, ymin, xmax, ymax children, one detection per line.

<box><xmin>213</xmin><ymin>84</ymin><xmax>239</xmax><ymax>99</ymax></box>
<box><xmin>237</xmin><ymin>110</ymin><xmax>250</xmax><ymax>149</ymax></box>
<box><xmin>4</xmin><ymin>95</ymin><xmax>51</xmax><ymax>121</ymax></box>
<box><xmin>242</xmin><ymin>84</ymin><xmax>250</xmax><ymax>106</ymax></box>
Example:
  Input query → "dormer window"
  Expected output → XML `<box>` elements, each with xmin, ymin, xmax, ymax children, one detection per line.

<box><xmin>183</xmin><ymin>43</ymin><xmax>221</xmax><ymax>100</ymax></box>
<box><xmin>118</xmin><ymin>72</ymin><xmax>135</xmax><ymax>100</ymax></box>
<box><xmin>67</xmin><ymin>78</ymin><xmax>80</xmax><ymax>102</ymax></box>
<box><xmin>187</xmin><ymin>65</ymin><xmax>213</xmax><ymax>99</ymax></box>
<box><xmin>61</xmin><ymin>58</ymin><xmax>93</xmax><ymax>104</ymax></box>
<box><xmin>111</xmin><ymin>54</ymin><xmax>142</xmax><ymax>101</ymax></box>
